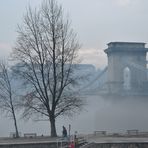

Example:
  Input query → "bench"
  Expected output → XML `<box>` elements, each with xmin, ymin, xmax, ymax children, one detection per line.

<box><xmin>24</xmin><ymin>133</ymin><xmax>37</xmax><ymax>138</ymax></box>
<box><xmin>10</xmin><ymin>132</ymin><xmax>21</xmax><ymax>138</ymax></box>
<box><xmin>127</xmin><ymin>130</ymin><xmax>139</xmax><ymax>136</ymax></box>
<box><xmin>94</xmin><ymin>131</ymin><xmax>106</xmax><ymax>136</ymax></box>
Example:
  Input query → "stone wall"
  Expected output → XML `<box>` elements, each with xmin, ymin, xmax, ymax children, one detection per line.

<box><xmin>83</xmin><ymin>143</ymin><xmax>148</xmax><ymax>148</ymax></box>
<box><xmin>0</xmin><ymin>142</ymin><xmax>67</xmax><ymax>148</ymax></box>
<box><xmin>1</xmin><ymin>142</ymin><xmax>148</xmax><ymax>148</ymax></box>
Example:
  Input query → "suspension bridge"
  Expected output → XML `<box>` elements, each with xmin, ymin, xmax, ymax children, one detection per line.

<box><xmin>78</xmin><ymin>42</ymin><xmax>148</xmax><ymax>96</ymax></box>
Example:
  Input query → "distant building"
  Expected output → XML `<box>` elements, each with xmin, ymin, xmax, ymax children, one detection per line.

<box><xmin>104</xmin><ymin>42</ymin><xmax>148</xmax><ymax>94</ymax></box>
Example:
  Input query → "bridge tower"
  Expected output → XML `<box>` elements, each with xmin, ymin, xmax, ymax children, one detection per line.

<box><xmin>104</xmin><ymin>42</ymin><xmax>148</xmax><ymax>94</ymax></box>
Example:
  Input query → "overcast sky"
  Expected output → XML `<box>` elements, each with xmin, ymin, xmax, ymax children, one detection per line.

<box><xmin>1</xmin><ymin>0</ymin><xmax>148</xmax><ymax>68</ymax></box>
<box><xmin>1</xmin><ymin>0</ymin><xmax>148</xmax><ymax>137</ymax></box>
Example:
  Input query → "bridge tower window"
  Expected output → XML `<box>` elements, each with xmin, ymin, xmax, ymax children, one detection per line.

<box><xmin>123</xmin><ymin>67</ymin><xmax>131</xmax><ymax>90</ymax></box>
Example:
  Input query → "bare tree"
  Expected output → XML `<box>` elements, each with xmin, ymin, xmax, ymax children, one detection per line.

<box><xmin>12</xmin><ymin>0</ymin><xmax>83</xmax><ymax>137</ymax></box>
<box><xmin>0</xmin><ymin>62</ymin><xmax>19</xmax><ymax>138</ymax></box>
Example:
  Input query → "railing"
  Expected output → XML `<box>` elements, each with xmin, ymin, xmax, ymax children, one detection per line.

<box><xmin>56</xmin><ymin>136</ymin><xmax>87</xmax><ymax>148</ymax></box>
<box><xmin>76</xmin><ymin>136</ymin><xmax>87</xmax><ymax>147</ymax></box>
<box><xmin>56</xmin><ymin>137</ymin><xmax>69</xmax><ymax>148</ymax></box>
<box><xmin>80</xmin><ymin>142</ymin><xmax>95</xmax><ymax>148</ymax></box>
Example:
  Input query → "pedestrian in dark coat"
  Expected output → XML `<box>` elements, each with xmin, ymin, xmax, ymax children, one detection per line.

<box><xmin>62</xmin><ymin>126</ymin><xmax>67</xmax><ymax>137</ymax></box>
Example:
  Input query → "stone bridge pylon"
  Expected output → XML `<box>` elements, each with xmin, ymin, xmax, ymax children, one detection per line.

<box><xmin>104</xmin><ymin>42</ymin><xmax>148</xmax><ymax>94</ymax></box>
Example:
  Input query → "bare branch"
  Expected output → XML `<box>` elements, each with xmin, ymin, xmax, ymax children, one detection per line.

<box><xmin>0</xmin><ymin>61</ymin><xmax>19</xmax><ymax>138</ymax></box>
<box><xmin>12</xmin><ymin>0</ymin><xmax>83</xmax><ymax>137</ymax></box>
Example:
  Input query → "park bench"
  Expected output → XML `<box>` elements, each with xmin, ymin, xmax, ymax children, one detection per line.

<box><xmin>10</xmin><ymin>132</ymin><xmax>21</xmax><ymax>138</ymax></box>
<box><xmin>24</xmin><ymin>133</ymin><xmax>37</xmax><ymax>138</ymax></box>
<box><xmin>127</xmin><ymin>130</ymin><xmax>139</xmax><ymax>136</ymax></box>
<box><xmin>94</xmin><ymin>131</ymin><xmax>106</xmax><ymax>136</ymax></box>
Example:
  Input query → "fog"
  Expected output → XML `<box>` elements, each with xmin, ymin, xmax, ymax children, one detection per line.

<box><xmin>56</xmin><ymin>95</ymin><xmax>148</xmax><ymax>135</ymax></box>
<box><xmin>0</xmin><ymin>94</ymin><xmax>148</xmax><ymax>137</ymax></box>
<box><xmin>0</xmin><ymin>0</ymin><xmax>148</xmax><ymax>138</ymax></box>
<box><xmin>0</xmin><ymin>63</ymin><xmax>147</xmax><ymax>137</ymax></box>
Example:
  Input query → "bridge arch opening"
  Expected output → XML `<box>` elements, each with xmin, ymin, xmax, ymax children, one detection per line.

<box><xmin>123</xmin><ymin>67</ymin><xmax>131</xmax><ymax>90</ymax></box>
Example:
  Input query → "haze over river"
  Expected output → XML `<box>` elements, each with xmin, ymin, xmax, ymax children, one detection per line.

<box><xmin>0</xmin><ymin>94</ymin><xmax>148</xmax><ymax>137</ymax></box>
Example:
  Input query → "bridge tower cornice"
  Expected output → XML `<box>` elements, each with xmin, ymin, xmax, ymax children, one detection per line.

<box><xmin>104</xmin><ymin>42</ymin><xmax>148</xmax><ymax>54</ymax></box>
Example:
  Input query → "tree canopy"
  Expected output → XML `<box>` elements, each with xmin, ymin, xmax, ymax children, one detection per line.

<box><xmin>12</xmin><ymin>0</ymin><xmax>83</xmax><ymax>137</ymax></box>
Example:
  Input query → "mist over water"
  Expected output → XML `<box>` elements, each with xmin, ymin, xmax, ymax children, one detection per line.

<box><xmin>56</xmin><ymin>94</ymin><xmax>148</xmax><ymax>135</ymax></box>
<box><xmin>0</xmin><ymin>65</ymin><xmax>147</xmax><ymax>137</ymax></box>
<box><xmin>0</xmin><ymin>94</ymin><xmax>148</xmax><ymax>137</ymax></box>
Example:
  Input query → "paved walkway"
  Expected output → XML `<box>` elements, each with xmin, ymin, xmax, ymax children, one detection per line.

<box><xmin>87</xmin><ymin>136</ymin><xmax>148</xmax><ymax>143</ymax></box>
<box><xmin>0</xmin><ymin>136</ymin><xmax>62</xmax><ymax>145</ymax></box>
<box><xmin>1</xmin><ymin>135</ymin><xmax>148</xmax><ymax>145</ymax></box>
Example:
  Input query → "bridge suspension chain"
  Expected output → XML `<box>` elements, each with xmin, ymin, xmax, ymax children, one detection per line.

<box><xmin>77</xmin><ymin>66</ymin><xmax>108</xmax><ymax>94</ymax></box>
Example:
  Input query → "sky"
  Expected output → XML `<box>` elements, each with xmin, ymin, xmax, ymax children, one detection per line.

<box><xmin>1</xmin><ymin>0</ymin><xmax>148</xmax><ymax>68</ymax></box>
<box><xmin>1</xmin><ymin>0</ymin><xmax>148</xmax><ymax>137</ymax></box>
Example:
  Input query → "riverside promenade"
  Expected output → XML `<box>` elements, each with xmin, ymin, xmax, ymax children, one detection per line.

<box><xmin>0</xmin><ymin>136</ymin><xmax>64</xmax><ymax>148</ymax></box>
<box><xmin>1</xmin><ymin>132</ymin><xmax>148</xmax><ymax>148</ymax></box>
<box><xmin>82</xmin><ymin>131</ymin><xmax>148</xmax><ymax>148</ymax></box>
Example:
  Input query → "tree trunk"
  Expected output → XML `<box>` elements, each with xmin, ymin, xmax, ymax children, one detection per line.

<box><xmin>12</xmin><ymin>108</ymin><xmax>19</xmax><ymax>138</ymax></box>
<box><xmin>50</xmin><ymin>116</ymin><xmax>57</xmax><ymax>137</ymax></box>
<box><xmin>14</xmin><ymin>115</ymin><xmax>19</xmax><ymax>138</ymax></box>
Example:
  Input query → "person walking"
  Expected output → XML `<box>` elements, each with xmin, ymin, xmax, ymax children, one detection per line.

<box><xmin>62</xmin><ymin>126</ymin><xmax>67</xmax><ymax>137</ymax></box>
